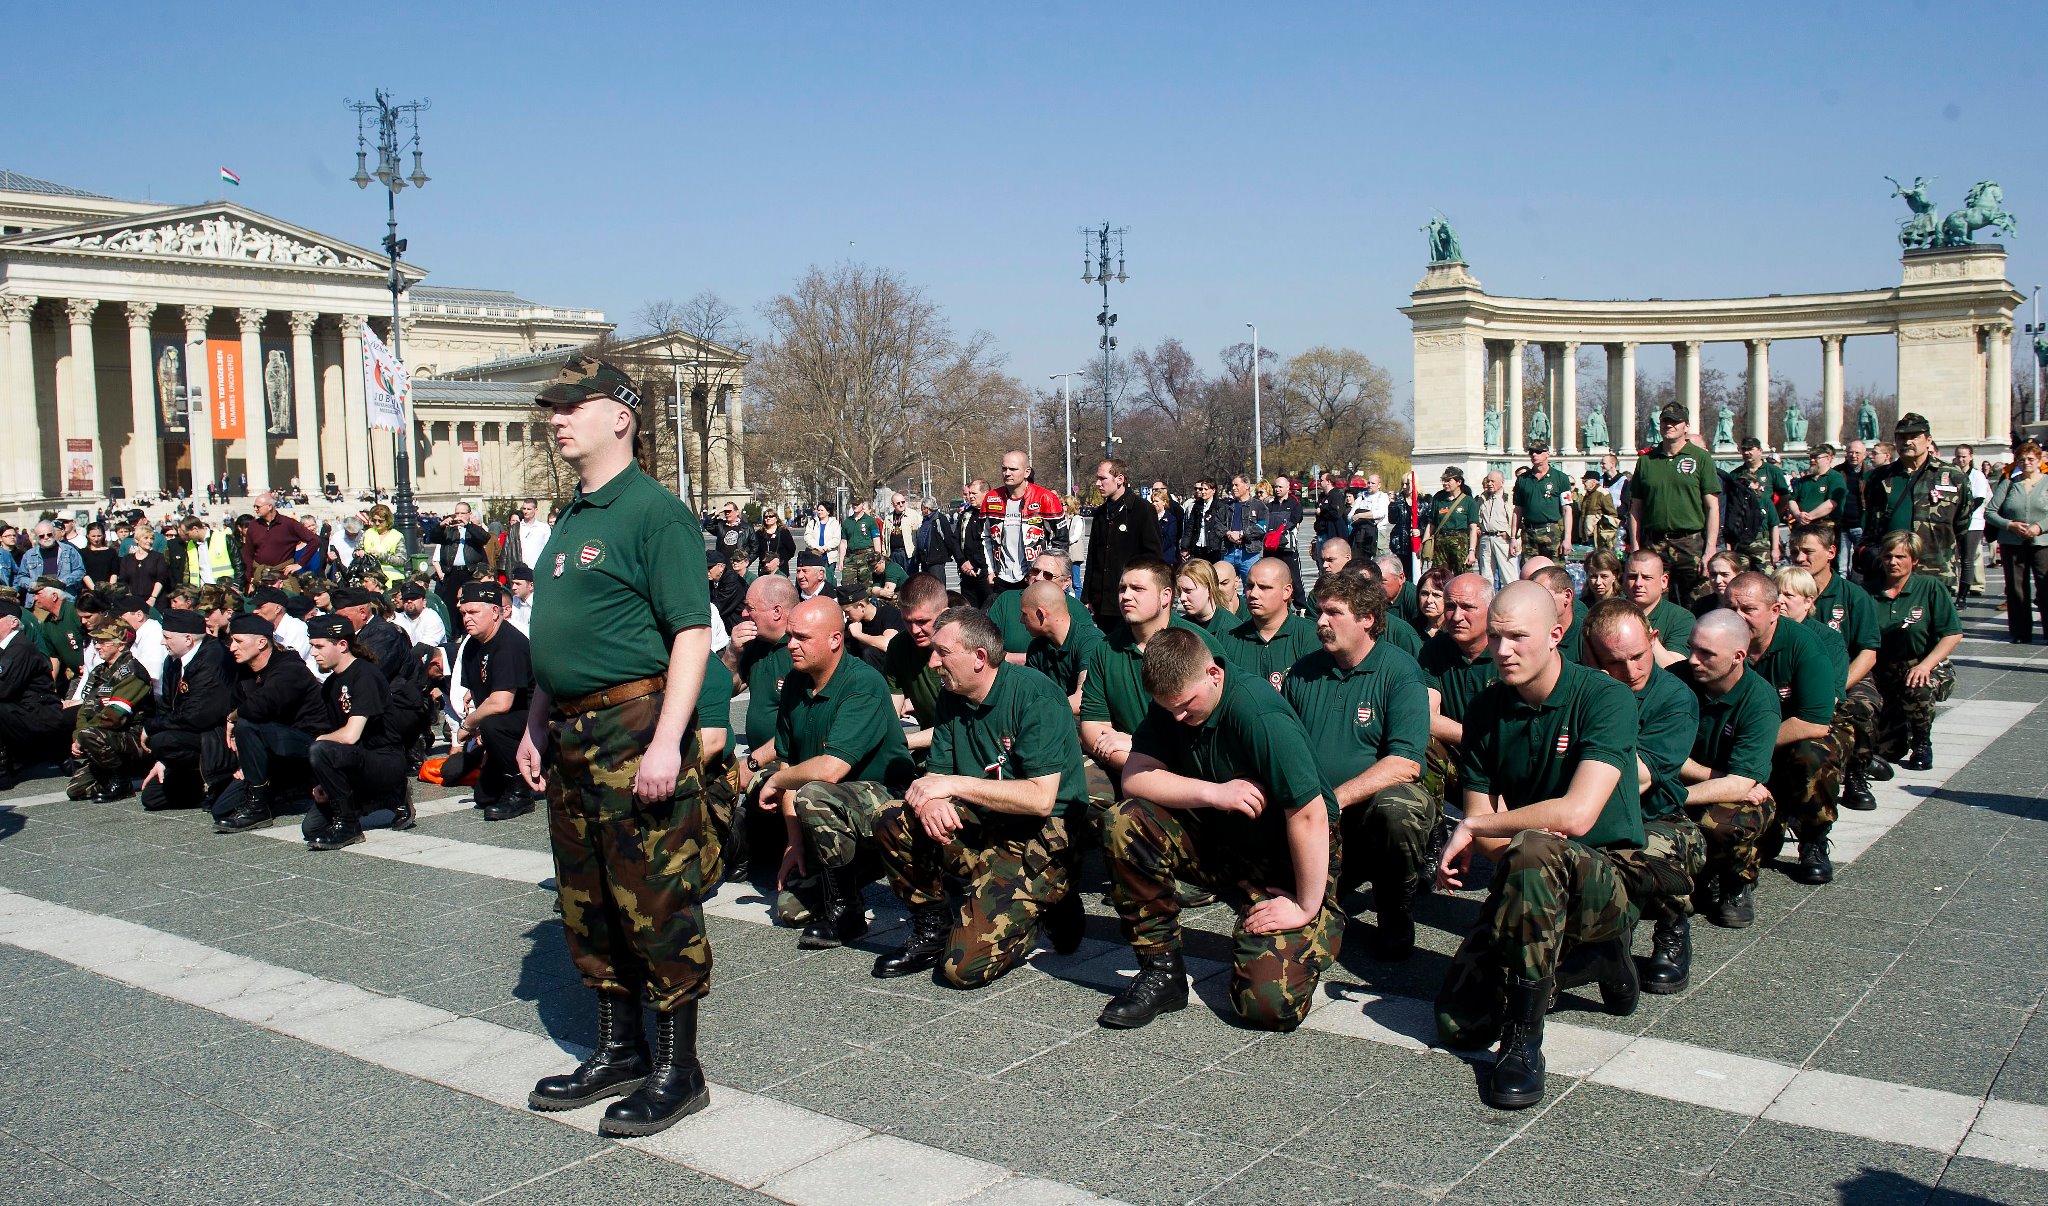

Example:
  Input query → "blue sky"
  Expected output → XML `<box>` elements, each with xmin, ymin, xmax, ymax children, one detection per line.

<box><xmin>12</xmin><ymin>2</ymin><xmax>2044</xmax><ymax>405</ymax></box>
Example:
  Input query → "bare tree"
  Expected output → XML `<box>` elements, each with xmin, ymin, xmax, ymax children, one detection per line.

<box><xmin>1270</xmin><ymin>345</ymin><xmax>1399</xmax><ymax>472</ymax></box>
<box><xmin>628</xmin><ymin>291</ymin><xmax>747</xmax><ymax>512</ymax></box>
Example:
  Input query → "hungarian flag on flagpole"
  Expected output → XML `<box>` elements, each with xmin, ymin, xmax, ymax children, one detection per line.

<box><xmin>220</xmin><ymin>167</ymin><xmax>241</xmax><ymax>186</ymax></box>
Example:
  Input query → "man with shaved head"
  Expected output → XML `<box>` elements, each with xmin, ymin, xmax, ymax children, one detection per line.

<box><xmin>1526</xmin><ymin>564</ymin><xmax>1586</xmax><ymax>665</ymax></box>
<box><xmin>1436</xmin><ymin>581</ymin><xmax>1646</xmax><ymax>1111</ymax></box>
<box><xmin>1219</xmin><ymin>556</ymin><xmax>1320</xmax><ymax>692</ymax></box>
<box><xmin>1377</xmin><ymin>554</ymin><xmax>1420</xmax><ymax>626</ymax></box>
<box><xmin>1317</xmin><ymin>537</ymin><xmax>1354</xmax><ymax>579</ymax></box>
<box><xmin>1022</xmin><ymin>579</ymin><xmax>1102</xmax><ymax>714</ymax></box>
<box><xmin>1624</xmin><ymin>549</ymin><xmax>1694</xmax><ymax>665</ymax></box>
<box><xmin>1725</xmin><ymin>571</ymin><xmax>1844</xmax><ymax>885</ymax></box>
<box><xmin>988</xmin><ymin>551</ymin><xmax>1094</xmax><ymax>665</ymax></box>
<box><xmin>1674</xmin><ymin>608</ymin><xmax>1780</xmax><ymax>931</ymax></box>
<box><xmin>757</xmin><ymin>596</ymin><xmax>915</xmax><ymax>951</ymax></box>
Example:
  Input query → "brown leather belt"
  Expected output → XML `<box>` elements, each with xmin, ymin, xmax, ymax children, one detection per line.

<box><xmin>553</xmin><ymin>674</ymin><xmax>665</xmax><ymax>719</ymax></box>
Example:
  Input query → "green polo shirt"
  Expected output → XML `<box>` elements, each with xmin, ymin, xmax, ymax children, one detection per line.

<box><xmin>1025</xmin><ymin>615</ymin><xmax>1105</xmax><ymax>698</ymax></box>
<box><xmin>1382</xmin><ymin>612</ymin><xmax>1424</xmax><ymax>659</ymax></box>
<box><xmin>1079</xmin><ymin>616</ymin><xmax>1227</xmax><ymax>733</ymax></box>
<box><xmin>1437</xmin><ymin>660</ymin><xmax>1501</xmax><ymax>722</ymax></box>
<box><xmin>1197</xmin><ymin>607</ymin><xmax>1239</xmax><ymax>641</ymax></box>
<box><xmin>1284</xmin><ymin>640</ymin><xmax>1430</xmax><ymax>791</ymax></box>
<box><xmin>1132</xmin><ymin>664</ymin><xmax>1335</xmax><ymax>823</ymax></box>
<box><xmin>1793</xmin><ymin>469</ymin><xmax>1847</xmax><ymax>516</ymax></box>
<box><xmin>1395</xmin><ymin>581</ymin><xmax>1421</xmax><ymax>625</ymax></box>
<box><xmin>1750</xmin><ymin>616</ymin><xmax>1838</xmax><ymax>724</ymax></box>
<box><xmin>775</xmin><ymin>654</ymin><xmax>915</xmax><ymax>791</ymax></box>
<box><xmin>32</xmin><ymin>600</ymin><xmax>86</xmax><ymax>672</ymax></box>
<box><xmin>1630</xmin><ymin>441</ymin><xmax>1721</xmax><ymax>534</ymax></box>
<box><xmin>1646</xmin><ymin>597</ymin><xmax>1695</xmax><ymax>657</ymax></box>
<box><xmin>1678</xmin><ymin>663</ymin><xmax>1779</xmax><ymax>784</ymax></box>
<box><xmin>988</xmin><ymin>588</ymin><xmax>1094</xmax><ymax>655</ymax></box>
<box><xmin>1631</xmin><ymin>665</ymin><xmax>1699</xmax><ymax>822</ymax></box>
<box><xmin>1871</xmin><ymin>572</ymin><xmax>1961</xmax><ymax>663</ymax></box>
<box><xmin>1417</xmin><ymin>630</ymin><xmax>1490</xmax><ymax>689</ymax></box>
<box><xmin>1801</xmin><ymin>615</ymin><xmax>1850</xmax><ymax>698</ymax></box>
<box><xmin>1814</xmin><ymin>572</ymin><xmax>1879</xmax><ymax>657</ymax></box>
<box><xmin>843</xmin><ymin>514</ymin><xmax>879</xmax><ymax>552</ymax></box>
<box><xmin>1431</xmin><ymin>491</ymin><xmax>1481</xmax><ymax>537</ymax></box>
<box><xmin>529</xmin><ymin>463</ymin><xmax>710</xmax><ymax>700</ymax></box>
<box><xmin>1458</xmin><ymin>660</ymin><xmax>1645</xmax><ymax>850</ymax></box>
<box><xmin>1559</xmin><ymin>599</ymin><xmax>1588</xmax><ymax>665</ymax></box>
<box><xmin>880</xmin><ymin>632</ymin><xmax>943</xmax><ymax>728</ymax></box>
<box><xmin>1220</xmin><ymin>613</ymin><xmax>1321</xmax><ymax>692</ymax></box>
<box><xmin>927</xmin><ymin>662</ymin><xmax>1087</xmax><ymax>818</ymax></box>
<box><xmin>738</xmin><ymin>636</ymin><xmax>793</xmax><ymax>747</ymax></box>
<box><xmin>696</xmin><ymin>648</ymin><xmax>733</xmax><ymax>735</ymax></box>
<box><xmin>1512</xmin><ymin>467</ymin><xmax>1575</xmax><ymax>526</ymax></box>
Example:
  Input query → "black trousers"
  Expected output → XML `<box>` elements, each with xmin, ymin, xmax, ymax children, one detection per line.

<box><xmin>0</xmin><ymin>703</ymin><xmax>66</xmax><ymax>764</ymax></box>
<box><xmin>307</xmin><ymin>740</ymin><xmax>404</xmax><ymax>832</ymax></box>
<box><xmin>140</xmin><ymin>727</ymin><xmax>212</xmax><ymax>810</ymax></box>
<box><xmin>2002</xmin><ymin>543</ymin><xmax>2048</xmax><ymax>643</ymax></box>
<box><xmin>436</xmin><ymin>563</ymin><xmax>476</xmax><ymax>615</ymax></box>
<box><xmin>205</xmin><ymin>720</ymin><xmax>315</xmax><ymax>819</ymax></box>
<box><xmin>473</xmin><ymin>709</ymin><xmax>528</xmax><ymax>804</ymax></box>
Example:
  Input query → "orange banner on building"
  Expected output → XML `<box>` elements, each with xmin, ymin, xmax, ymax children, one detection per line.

<box><xmin>208</xmin><ymin>339</ymin><xmax>245</xmax><ymax>440</ymax></box>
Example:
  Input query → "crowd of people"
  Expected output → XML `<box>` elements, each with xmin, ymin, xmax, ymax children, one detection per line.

<box><xmin>0</xmin><ymin>357</ymin><xmax>2027</xmax><ymax>1133</ymax></box>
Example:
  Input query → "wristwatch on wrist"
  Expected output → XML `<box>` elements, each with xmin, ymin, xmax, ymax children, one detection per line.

<box><xmin>745</xmin><ymin>754</ymin><xmax>763</xmax><ymax>773</ymax></box>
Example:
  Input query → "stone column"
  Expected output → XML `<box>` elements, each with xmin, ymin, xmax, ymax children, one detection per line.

<box><xmin>1820</xmin><ymin>336</ymin><xmax>1844</xmax><ymax>448</ymax></box>
<box><xmin>123</xmin><ymin>303</ymin><xmax>161</xmax><ymax>497</ymax></box>
<box><xmin>1676</xmin><ymin>341</ymin><xmax>1702</xmax><ymax>433</ymax></box>
<box><xmin>237</xmin><ymin>309</ymin><xmax>269</xmax><ymax>496</ymax></box>
<box><xmin>1611</xmin><ymin>343</ymin><xmax>1636</xmax><ymax>456</ymax></box>
<box><xmin>3</xmin><ymin>295</ymin><xmax>40</xmax><ymax>499</ymax></box>
<box><xmin>288</xmin><ymin>312</ymin><xmax>322</xmax><ymax>492</ymax></box>
<box><xmin>183</xmin><ymin>306</ymin><xmax>216</xmax><ymax>496</ymax></box>
<box><xmin>1746</xmin><ymin>339</ymin><xmax>1770</xmax><ymax>445</ymax></box>
<box><xmin>1558</xmin><ymin>342</ymin><xmax>1579</xmax><ymax>456</ymax></box>
<box><xmin>1986</xmin><ymin>324</ymin><xmax>2012</xmax><ymax>442</ymax></box>
<box><xmin>64</xmin><ymin>299</ymin><xmax>101</xmax><ymax>498</ymax></box>
<box><xmin>1505</xmin><ymin>340</ymin><xmax>1525</xmax><ymax>456</ymax></box>
<box><xmin>339</xmin><ymin>316</ymin><xmax>370</xmax><ymax>492</ymax></box>
<box><xmin>1487</xmin><ymin>346</ymin><xmax>1505</xmax><ymax>450</ymax></box>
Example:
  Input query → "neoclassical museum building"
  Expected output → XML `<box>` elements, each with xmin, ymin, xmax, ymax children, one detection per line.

<box><xmin>0</xmin><ymin>170</ymin><xmax>748</xmax><ymax>516</ymax></box>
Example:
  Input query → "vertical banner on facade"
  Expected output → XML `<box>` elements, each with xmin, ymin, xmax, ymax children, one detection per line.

<box><xmin>150</xmin><ymin>334</ymin><xmax>189</xmax><ymax>436</ymax></box>
<box><xmin>66</xmin><ymin>439</ymin><xmax>96</xmax><ymax>494</ymax></box>
<box><xmin>259</xmin><ymin>337</ymin><xmax>295</xmax><ymax>438</ymax></box>
<box><xmin>361</xmin><ymin>321</ymin><xmax>409</xmax><ymax>432</ymax></box>
<box><xmin>207</xmin><ymin>339</ymin><xmax>245</xmax><ymax>440</ymax></box>
<box><xmin>461</xmin><ymin>441</ymin><xmax>482</xmax><ymax>487</ymax></box>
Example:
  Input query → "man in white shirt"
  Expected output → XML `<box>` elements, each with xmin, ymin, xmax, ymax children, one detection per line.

<box><xmin>507</xmin><ymin>565</ymin><xmax>535</xmax><ymax>636</ymax></box>
<box><xmin>249</xmin><ymin>587</ymin><xmax>316</xmax><ymax>673</ymax></box>
<box><xmin>1350</xmin><ymin>473</ymin><xmax>1390</xmax><ymax>559</ymax></box>
<box><xmin>1955</xmin><ymin>444</ymin><xmax>1992</xmax><ymax>601</ymax></box>
<box><xmin>394</xmin><ymin>582</ymin><xmax>448</xmax><ymax>648</ymax></box>
<box><xmin>503</xmin><ymin>497</ymin><xmax>553</xmax><ymax>573</ymax></box>
<box><xmin>112</xmin><ymin>595</ymin><xmax>168</xmax><ymax>687</ymax></box>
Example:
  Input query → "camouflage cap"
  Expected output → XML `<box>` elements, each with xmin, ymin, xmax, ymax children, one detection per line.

<box><xmin>535</xmin><ymin>355</ymin><xmax>642</xmax><ymax>410</ymax></box>
<box><xmin>1810</xmin><ymin>442</ymin><xmax>1837</xmax><ymax>457</ymax></box>
<box><xmin>1526</xmin><ymin>439</ymin><xmax>1550</xmax><ymax>454</ymax></box>
<box><xmin>1658</xmin><ymin>403</ymin><xmax>1689</xmax><ymax>425</ymax></box>
<box><xmin>88</xmin><ymin>619</ymin><xmax>130</xmax><ymax>642</ymax></box>
<box><xmin>1894</xmin><ymin>412</ymin><xmax>1932</xmax><ymax>436</ymax></box>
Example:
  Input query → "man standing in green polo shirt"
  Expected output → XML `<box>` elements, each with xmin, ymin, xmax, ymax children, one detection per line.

<box><xmin>759</xmin><ymin>596</ymin><xmax>916</xmax><ymax>951</ymax></box>
<box><xmin>1021</xmin><ymin>579</ymin><xmax>1102</xmax><ymax>712</ymax></box>
<box><xmin>1726</xmin><ymin>572</ymin><xmax>1843</xmax><ymax>885</ymax></box>
<box><xmin>1220</xmin><ymin>556</ymin><xmax>1320</xmax><ymax>692</ymax></box>
<box><xmin>1629</xmin><ymin>403</ymin><xmax>1721</xmax><ymax>603</ymax></box>
<box><xmin>1435</xmin><ymin>582</ymin><xmax>1644</xmax><ymax>1111</ymax></box>
<box><xmin>1673</xmin><ymin>610</ymin><xmax>1781</xmax><ymax>938</ymax></box>
<box><xmin>1731</xmin><ymin>438</ymin><xmax>1792</xmax><ymax>569</ymax></box>
<box><xmin>1511</xmin><ymin>442</ymin><xmax>1575</xmax><ymax>563</ymax></box>
<box><xmin>1862</xmin><ymin>413</ymin><xmax>1974</xmax><ymax>595</ymax></box>
<box><xmin>516</xmin><ymin>355</ymin><xmax>715</xmax><ymax>1138</ymax></box>
<box><xmin>1284</xmin><ymin>572</ymin><xmax>1433</xmax><ymax>960</ymax></box>
<box><xmin>1787</xmin><ymin>444</ymin><xmax>1848</xmax><ymax>533</ymax></box>
<box><xmin>1624</xmin><ymin>548</ymin><xmax>1695</xmax><ymax>662</ymax></box>
<box><xmin>1098</xmin><ymin>627</ymin><xmax>1340</xmax><ymax>1032</ymax></box>
<box><xmin>1078</xmin><ymin>557</ymin><xmax>1227</xmax><ymax>781</ymax></box>
<box><xmin>1583</xmin><ymin>599</ymin><xmax>1703</xmax><ymax>996</ymax></box>
<box><xmin>1429</xmin><ymin>467</ymin><xmax>1482</xmax><ymax>578</ymax></box>
<box><xmin>869</xmin><ymin>607</ymin><xmax>1089</xmax><ymax>984</ymax></box>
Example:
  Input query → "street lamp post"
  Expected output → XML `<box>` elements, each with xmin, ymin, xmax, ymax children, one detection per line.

<box><xmin>348</xmin><ymin>89</ymin><xmax>430</xmax><ymax>556</ymax></box>
<box><xmin>2026</xmin><ymin>285</ymin><xmax>2045</xmax><ymax>425</ymax></box>
<box><xmin>1048</xmin><ymin>372</ymin><xmax>1080</xmax><ymax>496</ymax></box>
<box><xmin>1246</xmin><ymin>322</ymin><xmax>1263</xmax><ymax>482</ymax></box>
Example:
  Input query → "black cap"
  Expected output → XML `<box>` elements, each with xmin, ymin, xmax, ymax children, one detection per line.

<box><xmin>331</xmin><ymin>586</ymin><xmax>373</xmax><ymax>610</ymax></box>
<box><xmin>227</xmin><ymin>613</ymin><xmax>273</xmax><ymax>638</ymax></box>
<box><xmin>457</xmin><ymin>579</ymin><xmax>504</xmax><ymax>607</ymax></box>
<box><xmin>1581</xmin><ymin>468</ymin><xmax>1602</xmax><ymax>481</ymax></box>
<box><xmin>0</xmin><ymin>599</ymin><xmax>19</xmax><ymax>622</ymax></box>
<box><xmin>109</xmin><ymin>594</ymin><xmax>145</xmax><ymax>616</ymax></box>
<box><xmin>1895</xmin><ymin>412</ymin><xmax>1931</xmax><ymax>437</ymax></box>
<box><xmin>796</xmin><ymin>550</ymin><xmax>828</xmax><ymax>569</ymax></box>
<box><xmin>399</xmin><ymin>582</ymin><xmax>427</xmax><ymax>601</ymax></box>
<box><xmin>509</xmin><ymin>564</ymin><xmax>534</xmax><ymax>582</ymax></box>
<box><xmin>1659</xmin><ymin>404</ymin><xmax>1689</xmax><ymax>425</ymax></box>
<box><xmin>161</xmin><ymin>609</ymin><xmax>206</xmax><ymax>634</ymax></box>
<box><xmin>250</xmin><ymin>587</ymin><xmax>288</xmax><ymax>608</ymax></box>
<box><xmin>285</xmin><ymin>594</ymin><xmax>315</xmax><ymax>619</ymax></box>
<box><xmin>307</xmin><ymin>614</ymin><xmax>355</xmax><ymax>641</ymax></box>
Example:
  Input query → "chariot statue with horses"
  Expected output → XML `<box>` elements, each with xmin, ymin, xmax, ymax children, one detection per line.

<box><xmin>1889</xmin><ymin>176</ymin><xmax>2017</xmax><ymax>249</ymax></box>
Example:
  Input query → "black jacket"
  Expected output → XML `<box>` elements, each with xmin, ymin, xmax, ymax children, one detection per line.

<box><xmin>149</xmin><ymin>639</ymin><xmax>235</xmax><ymax>737</ymax></box>
<box><xmin>710</xmin><ymin>569</ymin><xmax>747</xmax><ymax>629</ymax></box>
<box><xmin>431</xmin><ymin>522</ymin><xmax>489</xmax><ymax>572</ymax></box>
<box><xmin>952</xmin><ymin>505</ymin><xmax>986</xmax><ymax>575</ymax></box>
<box><xmin>234</xmin><ymin>652</ymin><xmax>330</xmax><ymax>734</ymax></box>
<box><xmin>1082</xmin><ymin>490</ymin><xmax>1162</xmax><ymax>618</ymax></box>
<box><xmin>751</xmin><ymin>524</ymin><xmax>797</xmax><ymax>573</ymax></box>
<box><xmin>1180</xmin><ymin>497</ymin><xmax>1227</xmax><ymax>557</ymax></box>
<box><xmin>0</xmin><ymin>628</ymin><xmax>63</xmax><ymax>728</ymax></box>
<box><xmin>913</xmin><ymin>512</ymin><xmax>955</xmax><ymax>574</ymax></box>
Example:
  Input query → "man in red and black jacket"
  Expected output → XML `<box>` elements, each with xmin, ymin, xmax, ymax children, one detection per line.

<box><xmin>980</xmin><ymin>450</ymin><xmax>1067</xmax><ymax>597</ymax></box>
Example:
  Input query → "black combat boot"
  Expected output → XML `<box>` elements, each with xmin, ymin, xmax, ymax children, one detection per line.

<box><xmin>388</xmin><ymin>782</ymin><xmax>418</xmax><ymax>830</ymax></box>
<box><xmin>1715</xmin><ymin>873</ymin><xmax>1755</xmax><ymax>928</ymax></box>
<box><xmin>306</xmin><ymin>806</ymin><xmax>364</xmax><ymax>851</ymax></box>
<box><xmin>1794</xmin><ymin>835</ymin><xmax>1834</xmax><ymax>885</ymax></box>
<box><xmin>1043</xmin><ymin>889</ymin><xmax>1086</xmax><ymax>955</ymax></box>
<box><xmin>1642</xmin><ymin>915</ymin><xmax>1692</xmax><ymax>995</ymax></box>
<box><xmin>1553</xmin><ymin>936</ymin><xmax>1639</xmax><ymax>1016</ymax></box>
<box><xmin>529</xmin><ymin>991</ymin><xmax>650</xmax><ymax>1111</ymax></box>
<box><xmin>1373</xmin><ymin>878</ymin><xmax>1416</xmax><ymax>961</ymax></box>
<box><xmin>599</xmin><ymin>1001</ymin><xmax>709</xmax><ymax>1137</ymax></box>
<box><xmin>1864</xmin><ymin>754</ymin><xmax>1894</xmax><ymax>783</ymax></box>
<box><xmin>1841</xmin><ymin>768</ymin><xmax>1877</xmax><ymax>811</ymax></box>
<box><xmin>216</xmin><ymin>783</ymin><xmax>275</xmax><ymax>833</ymax></box>
<box><xmin>1486</xmin><ymin>975</ymin><xmax>1552</xmax><ymax>1110</ymax></box>
<box><xmin>872</xmin><ymin>902</ymin><xmax>948</xmax><ymax>977</ymax></box>
<box><xmin>91</xmin><ymin>775</ymin><xmax>134</xmax><ymax>803</ymax></box>
<box><xmin>480</xmin><ymin>788</ymin><xmax>530</xmax><ymax>822</ymax></box>
<box><xmin>799</xmin><ymin>857</ymin><xmax>869</xmax><ymax>950</ymax></box>
<box><xmin>1097</xmin><ymin>949</ymin><xmax>1190</xmax><ymax>1029</ymax></box>
<box><xmin>1901</xmin><ymin>727</ymin><xmax>1933</xmax><ymax>772</ymax></box>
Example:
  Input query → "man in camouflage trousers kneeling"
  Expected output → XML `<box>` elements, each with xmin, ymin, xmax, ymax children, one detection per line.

<box><xmin>67</xmin><ymin>620</ymin><xmax>155</xmax><ymax>802</ymax></box>
<box><xmin>868</xmin><ymin>607</ymin><xmax>1089</xmax><ymax>985</ymax></box>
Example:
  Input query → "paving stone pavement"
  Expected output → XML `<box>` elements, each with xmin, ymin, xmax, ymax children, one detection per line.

<box><xmin>0</xmin><ymin>594</ymin><xmax>2045</xmax><ymax>1204</ymax></box>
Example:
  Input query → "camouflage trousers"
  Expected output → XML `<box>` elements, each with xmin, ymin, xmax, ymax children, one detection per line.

<box><xmin>1421</xmin><ymin>738</ymin><xmax>1463</xmax><ymax>804</ymax></box>
<box><xmin>792</xmin><ymin>779</ymin><xmax>893</xmax><ymax>869</ymax></box>
<box><xmin>546</xmin><ymin>690</ymin><xmax>720</xmax><ymax>1010</ymax></box>
<box><xmin>1686</xmin><ymin>789</ymin><xmax>1773</xmax><ymax>886</ymax></box>
<box><xmin>1435</xmin><ymin>831</ymin><xmax>1637</xmax><ymax>1050</ymax></box>
<box><xmin>1876</xmin><ymin>659</ymin><xmax>1954</xmax><ymax>756</ymax></box>
<box><xmin>1767</xmin><ymin>735</ymin><xmax>1842</xmax><ymax>843</ymax></box>
<box><xmin>1104</xmin><ymin>799</ymin><xmax>1343</xmax><ymax>1031</ymax></box>
<box><xmin>1836</xmin><ymin>678</ymin><xmax>1882</xmax><ymax>767</ymax></box>
<box><xmin>1733</xmin><ymin>535</ymin><xmax>1775</xmax><ymax>573</ymax></box>
<box><xmin>841</xmin><ymin>546</ymin><xmax>880</xmax><ymax>589</ymax></box>
<box><xmin>1523</xmin><ymin>522</ymin><xmax>1566</xmax><ymax>563</ymax></box>
<box><xmin>1608</xmin><ymin>816</ymin><xmax>1707</xmax><ymax>921</ymax></box>
<box><xmin>1337</xmin><ymin>782</ymin><xmax>1440</xmax><ymax>899</ymax></box>
<box><xmin>1647</xmin><ymin>531</ymin><xmax>1709</xmax><ymax>604</ymax></box>
<box><xmin>74</xmin><ymin>725</ymin><xmax>148</xmax><ymax>780</ymax></box>
<box><xmin>872</xmin><ymin>802</ymin><xmax>1074</xmax><ymax>989</ymax></box>
<box><xmin>1432</xmin><ymin>531</ymin><xmax>1470</xmax><ymax>579</ymax></box>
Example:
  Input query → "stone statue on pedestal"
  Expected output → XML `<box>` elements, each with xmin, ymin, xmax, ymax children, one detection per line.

<box><xmin>1888</xmin><ymin>176</ymin><xmax>1942</xmax><ymax>250</ymax></box>
<box><xmin>1642</xmin><ymin>405</ymin><xmax>1658</xmax><ymax>448</ymax></box>
<box><xmin>1712</xmin><ymin>406</ymin><xmax>1735</xmax><ymax>449</ymax></box>
<box><xmin>1856</xmin><ymin>401</ymin><xmax>1880</xmax><ymax>443</ymax></box>
<box><xmin>1582</xmin><ymin>404</ymin><xmax>1608</xmax><ymax>450</ymax></box>
<box><xmin>1937</xmin><ymin>180</ymin><xmax>2017</xmax><ymax>246</ymax></box>
<box><xmin>1783</xmin><ymin>405</ymin><xmax>1808</xmax><ymax>446</ymax></box>
<box><xmin>1482</xmin><ymin>404</ymin><xmax>1503</xmax><ymax>449</ymax></box>
<box><xmin>1424</xmin><ymin>216</ymin><xmax>1464</xmax><ymax>265</ymax></box>
<box><xmin>1526</xmin><ymin>402</ymin><xmax>1550</xmax><ymax>447</ymax></box>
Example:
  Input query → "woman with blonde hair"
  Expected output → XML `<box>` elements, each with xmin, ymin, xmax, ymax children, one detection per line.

<box><xmin>358</xmin><ymin>504</ymin><xmax>407</xmax><ymax>585</ymax></box>
<box><xmin>1175</xmin><ymin>558</ymin><xmax>1237</xmax><ymax>639</ymax></box>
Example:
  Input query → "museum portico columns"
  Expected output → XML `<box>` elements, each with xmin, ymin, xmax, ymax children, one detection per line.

<box><xmin>183</xmin><ymin>306</ymin><xmax>215</xmax><ymax>494</ymax></box>
<box><xmin>1746</xmin><ymin>339</ymin><xmax>1770</xmax><ymax>444</ymax></box>
<box><xmin>339</xmin><ymin>316</ymin><xmax>370</xmax><ymax>489</ymax></box>
<box><xmin>4</xmin><ymin>296</ymin><xmax>39</xmax><ymax>501</ymax></box>
<box><xmin>289</xmin><ymin>312</ymin><xmax>321</xmax><ymax>491</ymax></box>
<box><xmin>1985</xmin><ymin>324</ymin><xmax>2012</xmax><ymax>440</ymax></box>
<box><xmin>1675</xmin><ymin>341</ymin><xmax>1702</xmax><ymax>433</ymax></box>
<box><xmin>1820</xmin><ymin>337</ymin><xmax>1844</xmax><ymax>448</ymax></box>
<box><xmin>123</xmin><ymin>302</ymin><xmax>161</xmax><ymax>497</ymax></box>
<box><xmin>1505</xmin><ymin>340</ymin><xmax>1525</xmax><ymax>456</ymax></box>
<box><xmin>1558</xmin><ymin>342</ymin><xmax>1578</xmax><ymax>455</ymax></box>
<box><xmin>64</xmin><ymin>299</ymin><xmax>102</xmax><ymax>495</ymax></box>
<box><xmin>236</xmin><ymin>309</ymin><xmax>269</xmax><ymax>496</ymax></box>
<box><xmin>1610</xmin><ymin>343</ymin><xmax>1636</xmax><ymax>456</ymax></box>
